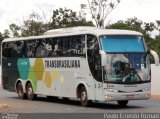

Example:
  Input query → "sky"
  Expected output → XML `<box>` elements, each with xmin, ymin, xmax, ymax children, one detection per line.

<box><xmin>0</xmin><ymin>0</ymin><xmax>160</xmax><ymax>33</ymax></box>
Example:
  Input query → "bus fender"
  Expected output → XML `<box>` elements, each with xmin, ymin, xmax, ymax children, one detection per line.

<box><xmin>76</xmin><ymin>81</ymin><xmax>91</xmax><ymax>99</ymax></box>
<box><xmin>25</xmin><ymin>79</ymin><xmax>35</xmax><ymax>93</ymax></box>
<box><xmin>15</xmin><ymin>79</ymin><xmax>27</xmax><ymax>93</ymax></box>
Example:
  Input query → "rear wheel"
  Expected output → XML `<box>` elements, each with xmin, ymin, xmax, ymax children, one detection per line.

<box><xmin>26</xmin><ymin>83</ymin><xmax>36</xmax><ymax>100</ymax></box>
<box><xmin>80</xmin><ymin>86</ymin><xmax>91</xmax><ymax>107</ymax></box>
<box><xmin>117</xmin><ymin>100</ymin><xmax>128</xmax><ymax>107</ymax></box>
<box><xmin>17</xmin><ymin>82</ymin><xmax>26</xmax><ymax>99</ymax></box>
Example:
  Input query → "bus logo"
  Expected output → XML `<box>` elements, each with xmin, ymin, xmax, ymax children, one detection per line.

<box><xmin>21</xmin><ymin>62</ymin><xmax>28</xmax><ymax>65</ymax></box>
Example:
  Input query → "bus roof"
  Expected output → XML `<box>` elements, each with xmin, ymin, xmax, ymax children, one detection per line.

<box><xmin>2</xmin><ymin>26</ymin><xmax>143</xmax><ymax>42</ymax></box>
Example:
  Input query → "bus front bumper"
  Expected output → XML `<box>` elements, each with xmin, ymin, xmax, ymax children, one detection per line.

<box><xmin>104</xmin><ymin>91</ymin><xmax>150</xmax><ymax>101</ymax></box>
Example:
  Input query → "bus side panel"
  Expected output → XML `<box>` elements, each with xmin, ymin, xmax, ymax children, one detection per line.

<box><xmin>74</xmin><ymin>58</ymin><xmax>96</xmax><ymax>100</ymax></box>
<box><xmin>2</xmin><ymin>57</ymin><xmax>19</xmax><ymax>92</ymax></box>
<box><xmin>33</xmin><ymin>57</ymin><xmax>96</xmax><ymax>99</ymax></box>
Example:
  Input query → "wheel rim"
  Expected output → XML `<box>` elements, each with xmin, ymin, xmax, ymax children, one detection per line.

<box><xmin>81</xmin><ymin>91</ymin><xmax>87</xmax><ymax>102</ymax></box>
<box><xmin>27</xmin><ymin>85</ymin><xmax>33</xmax><ymax>98</ymax></box>
<box><xmin>18</xmin><ymin>85</ymin><xmax>23</xmax><ymax>97</ymax></box>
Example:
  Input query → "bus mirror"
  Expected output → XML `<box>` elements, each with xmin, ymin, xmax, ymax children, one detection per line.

<box><xmin>99</xmin><ymin>50</ymin><xmax>107</xmax><ymax>66</ymax></box>
<box><xmin>150</xmin><ymin>50</ymin><xmax>159</xmax><ymax>66</ymax></box>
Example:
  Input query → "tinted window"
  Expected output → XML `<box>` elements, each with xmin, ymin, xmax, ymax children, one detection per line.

<box><xmin>47</xmin><ymin>35</ymin><xmax>86</xmax><ymax>57</ymax></box>
<box><xmin>2</xmin><ymin>42</ymin><xmax>8</xmax><ymax>57</ymax></box>
<box><xmin>35</xmin><ymin>39</ymin><xmax>46</xmax><ymax>57</ymax></box>
<box><xmin>12</xmin><ymin>41</ymin><xmax>24</xmax><ymax>57</ymax></box>
<box><xmin>25</xmin><ymin>40</ymin><xmax>36</xmax><ymax>57</ymax></box>
<box><xmin>68</xmin><ymin>36</ymin><xmax>85</xmax><ymax>56</ymax></box>
<box><xmin>2</xmin><ymin>35</ymin><xmax>86</xmax><ymax>58</ymax></box>
<box><xmin>2</xmin><ymin>42</ymin><xmax>14</xmax><ymax>57</ymax></box>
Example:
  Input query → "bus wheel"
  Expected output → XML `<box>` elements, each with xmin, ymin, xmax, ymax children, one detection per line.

<box><xmin>47</xmin><ymin>96</ymin><xmax>58</xmax><ymax>101</ymax></box>
<box><xmin>117</xmin><ymin>100</ymin><xmax>128</xmax><ymax>107</ymax></box>
<box><xmin>26</xmin><ymin>83</ymin><xmax>36</xmax><ymax>100</ymax></box>
<box><xmin>80</xmin><ymin>87</ymin><xmax>91</xmax><ymax>107</ymax></box>
<box><xmin>17</xmin><ymin>82</ymin><xmax>26</xmax><ymax>99</ymax></box>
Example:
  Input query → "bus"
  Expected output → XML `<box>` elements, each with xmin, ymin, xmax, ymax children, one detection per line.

<box><xmin>1</xmin><ymin>26</ymin><xmax>159</xmax><ymax>107</ymax></box>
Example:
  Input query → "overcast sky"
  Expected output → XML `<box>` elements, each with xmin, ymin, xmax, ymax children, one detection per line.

<box><xmin>0</xmin><ymin>0</ymin><xmax>160</xmax><ymax>33</ymax></box>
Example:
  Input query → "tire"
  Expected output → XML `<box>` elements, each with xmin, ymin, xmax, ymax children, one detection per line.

<box><xmin>26</xmin><ymin>83</ymin><xmax>37</xmax><ymax>100</ymax></box>
<box><xmin>47</xmin><ymin>96</ymin><xmax>58</xmax><ymax>100</ymax></box>
<box><xmin>17</xmin><ymin>82</ymin><xmax>26</xmax><ymax>99</ymax></box>
<box><xmin>117</xmin><ymin>100</ymin><xmax>128</xmax><ymax>107</ymax></box>
<box><xmin>80</xmin><ymin>86</ymin><xmax>91</xmax><ymax>107</ymax></box>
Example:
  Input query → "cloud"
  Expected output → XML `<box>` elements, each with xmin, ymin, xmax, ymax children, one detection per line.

<box><xmin>0</xmin><ymin>0</ymin><xmax>84</xmax><ymax>32</ymax></box>
<box><xmin>0</xmin><ymin>0</ymin><xmax>160</xmax><ymax>33</ymax></box>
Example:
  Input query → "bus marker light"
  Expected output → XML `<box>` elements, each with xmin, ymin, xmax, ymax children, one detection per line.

<box><xmin>106</xmin><ymin>95</ymin><xmax>113</xmax><ymax>99</ymax></box>
<box><xmin>146</xmin><ymin>94</ymin><xmax>150</xmax><ymax>98</ymax></box>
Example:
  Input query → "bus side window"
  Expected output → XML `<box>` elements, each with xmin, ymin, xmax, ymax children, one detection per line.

<box><xmin>25</xmin><ymin>40</ymin><xmax>37</xmax><ymax>57</ymax></box>
<box><xmin>2</xmin><ymin>43</ymin><xmax>8</xmax><ymax>57</ymax></box>
<box><xmin>67</xmin><ymin>37</ymin><xmax>73</xmax><ymax>56</ymax></box>
<box><xmin>60</xmin><ymin>37</ymin><xmax>69</xmax><ymax>56</ymax></box>
<box><xmin>81</xmin><ymin>35</ymin><xmax>86</xmax><ymax>56</ymax></box>
<box><xmin>57</xmin><ymin>38</ymin><xmax>63</xmax><ymax>56</ymax></box>
<box><xmin>35</xmin><ymin>39</ymin><xmax>46</xmax><ymax>57</ymax></box>
<box><xmin>21</xmin><ymin>41</ymin><xmax>27</xmax><ymax>57</ymax></box>
<box><xmin>70</xmin><ymin>37</ymin><xmax>77</xmax><ymax>56</ymax></box>
<box><xmin>13</xmin><ymin>41</ymin><xmax>24</xmax><ymax>57</ymax></box>
<box><xmin>7</xmin><ymin>42</ymin><xmax>14</xmax><ymax>57</ymax></box>
<box><xmin>44</xmin><ymin>38</ymin><xmax>52</xmax><ymax>57</ymax></box>
<box><xmin>49</xmin><ymin>38</ymin><xmax>58</xmax><ymax>57</ymax></box>
<box><xmin>69</xmin><ymin>35</ymin><xmax>85</xmax><ymax>57</ymax></box>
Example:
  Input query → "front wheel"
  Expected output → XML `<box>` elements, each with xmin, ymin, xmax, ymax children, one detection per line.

<box><xmin>26</xmin><ymin>83</ymin><xmax>37</xmax><ymax>100</ymax></box>
<box><xmin>80</xmin><ymin>87</ymin><xmax>91</xmax><ymax>107</ymax></box>
<box><xmin>117</xmin><ymin>100</ymin><xmax>128</xmax><ymax>107</ymax></box>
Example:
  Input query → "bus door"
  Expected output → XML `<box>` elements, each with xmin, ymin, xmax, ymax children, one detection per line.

<box><xmin>93</xmin><ymin>55</ymin><xmax>103</xmax><ymax>101</ymax></box>
<box><xmin>87</xmin><ymin>35</ymin><xmax>103</xmax><ymax>101</ymax></box>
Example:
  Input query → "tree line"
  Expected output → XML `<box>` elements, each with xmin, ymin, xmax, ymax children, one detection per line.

<box><xmin>0</xmin><ymin>5</ymin><xmax>160</xmax><ymax>61</ymax></box>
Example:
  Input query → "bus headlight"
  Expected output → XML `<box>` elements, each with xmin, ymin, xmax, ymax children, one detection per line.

<box><xmin>142</xmin><ymin>87</ymin><xmax>150</xmax><ymax>92</ymax></box>
<box><xmin>106</xmin><ymin>89</ymin><xmax>118</xmax><ymax>93</ymax></box>
<box><xmin>106</xmin><ymin>95</ymin><xmax>113</xmax><ymax>99</ymax></box>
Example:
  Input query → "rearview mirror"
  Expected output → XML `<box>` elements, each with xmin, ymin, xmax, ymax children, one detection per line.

<box><xmin>150</xmin><ymin>50</ymin><xmax>159</xmax><ymax>66</ymax></box>
<box><xmin>99</xmin><ymin>50</ymin><xmax>107</xmax><ymax>66</ymax></box>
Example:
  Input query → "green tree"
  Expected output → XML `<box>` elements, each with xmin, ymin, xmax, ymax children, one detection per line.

<box><xmin>6</xmin><ymin>9</ymin><xmax>94</xmax><ymax>37</ymax></box>
<box><xmin>81</xmin><ymin>0</ymin><xmax>120</xmax><ymax>28</ymax></box>
<box><xmin>50</xmin><ymin>8</ymin><xmax>94</xmax><ymax>29</ymax></box>
<box><xmin>0</xmin><ymin>32</ymin><xmax>3</xmax><ymax>41</ymax></box>
<box><xmin>21</xmin><ymin>12</ymin><xmax>47</xmax><ymax>37</ymax></box>
<box><xmin>155</xmin><ymin>20</ymin><xmax>160</xmax><ymax>35</ymax></box>
<box><xmin>9</xmin><ymin>23</ymin><xmax>20</xmax><ymax>37</ymax></box>
<box><xmin>6</xmin><ymin>12</ymin><xmax>48</xmax><ymax>37</ymax></box>
<box><xmin>3</xmin><ymin>29</ymin><xmax>10</xmax><ymax>39</ymax></box>
<box><xmin>106</xmin><ymin>17</ymin><xmax>155</xmax><ymax>42</ymax></box>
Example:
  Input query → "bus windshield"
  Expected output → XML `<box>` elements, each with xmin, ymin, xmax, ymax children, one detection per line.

<box><xmin>103</xmin><ymin>53</ymin><xmax>150</xmax><ymax>84</ymax></box>
<box><xmin>101</xmin><ymin>35</ymin><xmax>146</xmax><ymax>53</ymax></box>
<box><xmin>100</xmin><ymin>35</ymin><xmax>150</xmax><ymax>84</ymax></box>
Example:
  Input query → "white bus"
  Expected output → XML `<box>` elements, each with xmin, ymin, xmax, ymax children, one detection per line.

<box><xmin>1</xmin><ymin>26</ymin><xmax>159</xmax><ymax>106</ymax></box>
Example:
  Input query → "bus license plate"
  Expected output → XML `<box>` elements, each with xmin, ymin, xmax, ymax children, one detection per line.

<box><xmin>126</xmin><ymin>95</ymin><xmax>134</xmax><ymax>99</ymax></box>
